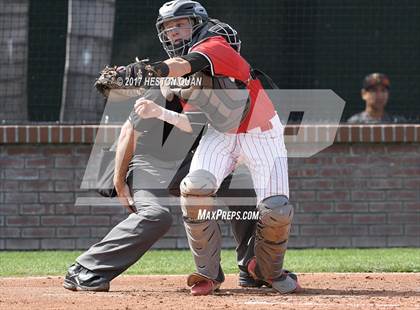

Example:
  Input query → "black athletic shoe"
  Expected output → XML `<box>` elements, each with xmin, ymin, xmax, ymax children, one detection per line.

<box><xmin>63</xmin><ymin>263</ymin><xmax>110</xmax><ymax>292</ymax></box>
<box><xmin>238</xmin><ymin>270</ymin><xmax>267</xmax><ymax>288</ymax></box>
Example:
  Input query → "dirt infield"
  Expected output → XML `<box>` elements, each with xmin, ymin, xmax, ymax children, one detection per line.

<box><xmin>0</xmin><ymin>273</ymin><xmax>419</xmax><ymax>310</ymax></box>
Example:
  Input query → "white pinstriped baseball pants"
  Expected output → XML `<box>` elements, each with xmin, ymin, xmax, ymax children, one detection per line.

<box><xmin>190</xmin><ymin>114</ymin><xmax>289</xmax><ymax>203</ymax></box>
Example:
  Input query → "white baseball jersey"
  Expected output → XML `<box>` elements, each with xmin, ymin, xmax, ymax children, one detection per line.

<box><xmin>190</xmin><ymin>114</ymin><xmax>289</xmax><ymax>203</ymax></box>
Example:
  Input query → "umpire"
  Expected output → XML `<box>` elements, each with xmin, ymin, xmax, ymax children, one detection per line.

<box><xmin>63</xmin><ymin>87</ymin><xmax>259</xmax><ymax>291</ymax></box>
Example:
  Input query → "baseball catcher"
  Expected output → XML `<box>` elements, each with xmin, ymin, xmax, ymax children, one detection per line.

<box><xmin>128</xmin><ymin>0</ymin><xmax>302</xmax><ymax>296</ymax></box>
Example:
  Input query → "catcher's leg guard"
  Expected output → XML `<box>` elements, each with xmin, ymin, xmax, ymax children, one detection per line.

<box><xmin>181</xmin><ymin>169</ymin><xmax>222</xmax><ymax>283</ymax></box>
<box><xmin>253</xmin><ymin>195</ymin><xmax>293</xmax><ymax>281</ymax></box>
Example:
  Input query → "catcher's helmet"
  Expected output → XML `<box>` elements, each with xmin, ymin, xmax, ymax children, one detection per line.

<box><xmin>156</xmin><ymin>0</ymin><xmax>208</xmax><ymax>57</ymax></box>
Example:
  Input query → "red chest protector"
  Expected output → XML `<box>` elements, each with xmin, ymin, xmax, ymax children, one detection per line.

<box><xmin>189</xmin><ymin>36</ymin><xmax>276</xmax><ymax>133</ymax></box>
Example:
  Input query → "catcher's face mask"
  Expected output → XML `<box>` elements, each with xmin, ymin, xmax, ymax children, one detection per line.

<box><xmin>157</xmin><ymin>16</ymin><xmax>203</xmax><ymax>57</ymax></box>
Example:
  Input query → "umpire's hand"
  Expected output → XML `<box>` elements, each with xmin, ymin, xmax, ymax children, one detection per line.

<box><xmin>134</xmin><ymin>98</ymin><xmax>163</xmax><ymax>119</ymax></box>
<box><xmin>114</xmin><ymin>181</ymin><xmax>137</xmax><ymax>214</ymax></box>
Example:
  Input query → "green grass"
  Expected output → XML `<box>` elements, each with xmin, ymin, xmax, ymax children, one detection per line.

<box><xmin>0</xmin><ymin>248</ymin><xmax>419</xmax><ymax>277</ymax></box>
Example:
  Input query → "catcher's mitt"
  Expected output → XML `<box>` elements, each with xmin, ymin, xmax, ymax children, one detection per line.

<box><xmin>94</xmin><ymin>59</ymin><xmax>151</xmax><ymax>99</ymax></box>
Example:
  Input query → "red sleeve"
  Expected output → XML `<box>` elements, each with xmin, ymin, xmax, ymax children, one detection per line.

<box><xmin>190</xmin><ymin>36</ymin><xmax>250</xmax><ymax>82</ymax></box>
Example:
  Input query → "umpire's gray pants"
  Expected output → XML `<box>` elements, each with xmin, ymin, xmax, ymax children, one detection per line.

<box><xmin>76</xmin><ymin>154</ymin><xmax>256</xmax><ymax>282</ymax></box>
<box><xmin>77</xmin><ymin>190</ymin><xmax>172</xmax><ymax>281</ymax></box>
<box><xmin>77</xmin><ymin>194</ymin><xmax>256</xmax><ymax>282</ymax></box>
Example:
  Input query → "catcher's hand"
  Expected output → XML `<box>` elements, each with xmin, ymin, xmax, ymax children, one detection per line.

<box><xmin>94</xmin><ymin>59</ymin><xmax>151</xmax><ymax>98</ymax></box>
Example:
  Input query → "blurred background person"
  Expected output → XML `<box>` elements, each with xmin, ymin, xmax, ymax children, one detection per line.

<box><xmin>347</xmin><ymin>73</ymin><xmax>407</xmax><ymax>124</ymax></box>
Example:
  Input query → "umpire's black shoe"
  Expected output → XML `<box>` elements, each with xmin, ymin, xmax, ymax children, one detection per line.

<box><xmin>238</xmin><ymin>270</ymin><xmax>267</xmax><ymax>288</ymax></box>
<box><xmin>63</xmin><ymin>263</ymin><xmax>110</xmax><ymax>292</ymax></box>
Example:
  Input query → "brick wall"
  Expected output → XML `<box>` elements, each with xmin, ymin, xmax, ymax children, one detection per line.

<box><xmin>0</xmin><ymin>125</ymin><xmax>419</xmax><ymax>250</ymax></box>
